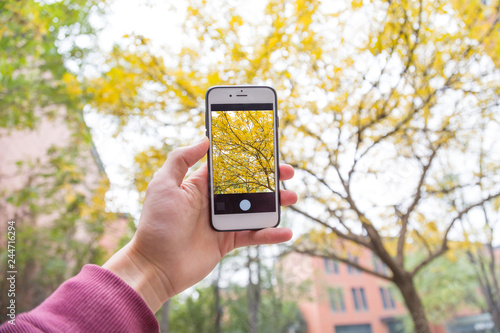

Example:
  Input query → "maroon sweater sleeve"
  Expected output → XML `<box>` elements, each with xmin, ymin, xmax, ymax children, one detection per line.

<box><xmin>0</xmin><ymin>265</ymin><xmax>159</xmax><ymax>333</ymax></box>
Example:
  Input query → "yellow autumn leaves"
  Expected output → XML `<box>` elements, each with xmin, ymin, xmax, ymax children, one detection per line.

<box><xmin>212</xmin><ymin>110</ymin><xmax>275</xmax><ymax>194</ymax></box>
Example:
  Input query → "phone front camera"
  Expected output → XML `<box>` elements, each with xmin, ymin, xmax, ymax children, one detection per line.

<box><xmin>230</xmin><ymin>94</ymin><xmax>232</xmax><ymax>97</ymax></box>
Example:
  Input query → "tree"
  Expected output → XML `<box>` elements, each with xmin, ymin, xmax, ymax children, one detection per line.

<box><xmin>88</xmin><ymin>0</ymin><xmax>500</xmax><ymax>331</ymax></box>
<box><xmin>0</xmin><ymin>0</ymin><xmax>115</xmax><ymax>319</ymax></box>
<box><xmin>438</xmin><ymin>105</ymin><xmax>500</xmax><ymax>331</ymax></box>
<box><xmin>212</xmin><ymin>110</ymin><xmax>275</xmax><ymax>194</ymax></box>
<box><xmin>462</xmin><ymin>151</ymin><xmax>500</xmax><ymax>331</ymax></box>
<box><xmin>162</xmin><ymin>253</ymin><xmax>305</xmax><ymax>333</ymax></box>
<box><xmin>221</xmin><ymin>252</ymin><xmax>306</xmax><ymax>333</ymax></box>
<box><xmin>413</xmin><ymin>249</ymin><xmax>483</xmax><ymax>324</ymax></box>
<box><xmin>247</xmin><ymin>247</ymin><xmax>262</xmax><ymax>333</ymax></box>
<box><xmin>159</xmin><ymin>300</ymin><xmax>171</xmax><ymax>332</ymax></box>
<box><xmin>167</xmin><ymin>286</ymin><xmax>218</xmax><ymax>333</ymax></box>
<box><xmin>468</xmin><ymin>238</ymin><xmax>500</xmax><ymax>332</ymax></box>
<box><xmin>0</xmin><ymin>0</ymin><xmax>103</xmax><ymax>130</ymax></box>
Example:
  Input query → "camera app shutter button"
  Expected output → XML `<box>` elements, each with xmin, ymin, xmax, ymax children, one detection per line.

<box><xmin>239</xmin><ymin>199</ymin><xmax>251</xmax><ymax>211</ymax></box>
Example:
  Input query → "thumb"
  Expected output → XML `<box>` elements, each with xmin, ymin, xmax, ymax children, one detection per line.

<box><xmin>159</xmin><ymin>137</ymin><xmax>210</xmax><ymax>186</ymax></box>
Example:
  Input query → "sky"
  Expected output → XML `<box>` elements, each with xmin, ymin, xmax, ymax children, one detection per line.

<box><xmin>96</xmin><ymin>1</ymin><xmax>186</xmax><ymax>53</ymax></box>
<box><xmin>85</xmin><ymin>0</ymin><xmax>188</xmax><ymax>217</ymax></box>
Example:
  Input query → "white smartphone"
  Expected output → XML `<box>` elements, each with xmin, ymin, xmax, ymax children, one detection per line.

<box><xmin>205</xmin><ymin>85</ymin><xmax>280</xmax><ymax>231</ymax></box>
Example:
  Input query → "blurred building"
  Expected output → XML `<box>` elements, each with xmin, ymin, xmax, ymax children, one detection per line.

<box><xmin>0</xmin><ymin>106</ymin><xmax>129</xmax><ymax>316</ymax></box>
<box><xmin>281</xmin><ymin>251</ymin><xmax>407</xmax><ymax>333</ymax></box>
<box><xmin>0</xmin><ymin>106</ymin><xmax>101</xmax><ymax>225</ymax></box>
<box><xmin>0</xmin><ymin>106</ymin><xmax>128</xmax><ymax>253</ymax></box>
<box><xmin>281</xmin><ymin>249</ymin><xmax>498</xmax><ymax>333</ymax></box>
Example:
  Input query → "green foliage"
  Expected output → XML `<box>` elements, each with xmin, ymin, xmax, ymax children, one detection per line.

<box><xmin>168</xmin><ymin>287</ymin><xmax>218</xmax><ymax>333</ymax></box>
<box><xmin>0</xmin><ymin>0</ymin><xmax>114</xmax><ymax>320</ymax></box>
<box><xmin>0</xmin><ymin>0</ymin><xmax>103</xmax><ymax>130</ymax></box>
<box><xmin>164</xmin><ymin>282</ymin><xmax>305</xmax><ymax>333</ymax></box>
<box><xmin>0</xmin><ymin>144</ymin><xmax>113</xmax><ymax>315</ymax></box>
<box><xmin>412</xmin><ymin>250</ymin><xmax>483</xmax><ymax>323</ymax></box>
<box><xmin>222</xmin><ymin>284</ymin><xmax>305</xmax><ymax>333</ymax></box>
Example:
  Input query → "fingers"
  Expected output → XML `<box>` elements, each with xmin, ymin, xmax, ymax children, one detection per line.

<box><xmin>234</xmin><ymin>228</ymin><xmax>293</xmax><ymax>249</ymax></box>
<box><xmin>159</xmin><ymin>137</ymin><xmax>210</xmax><ymax>186</ymax></box>
<box><xmin>280</xmin><ymin>189</ymin><xmax>297</xmax><ymax>206</ymax></box>
<box><xmin>188</xmin><ymin>163</ymin><xmax>297</xmax><ymax>205</ymax></box>
<box><xmin>279</xmin><ymin>164</ymin><xmax>294</xmax><ymax>181</ymax></box>
<box><xmin>279</xmin><ymin>164</ymin><xmax>297</xmax><ymax>206</ymax></box>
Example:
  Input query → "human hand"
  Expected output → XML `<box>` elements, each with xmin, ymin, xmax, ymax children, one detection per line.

<box><xmin>103</xmin><ymin>137</ymin><xmax>297</xmax><ymax>313</ymax></box>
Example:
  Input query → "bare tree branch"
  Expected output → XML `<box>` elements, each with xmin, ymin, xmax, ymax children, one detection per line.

<box><xmin>426</xmin><ymin>181</ymin><xmax>483</xmax><ymax>196</ymax></box>
<box><xmin>411</xmin><ymin>191</ymin><xmax>500</xmax><ymax>277</ymax></box>
<box><xmin>413</xmin><ymin>229</ymin><xmax>433</xmax><ymax>257</ymax></box>
<box><xmin>290</xmin><ymin>163</ymin><xmax>345</xmax><ymax>200</ymax></box>
<box><xmin>288</xmin><ymin>205</ymin><xmax>372</xmax><ymax>249</ymax></box>
<box><xmin>326</xmin><ymin>207</ymin><xmax>355</xmax><ymax>236</ymax></box>
<box><xmin>397</xmin><ymin>143</ymin><xmax>441</xmax><ymax>266</ymax></box>
<box><xmin>293</xmin><ymin>247</ymin><xmax>392</xmax><ymax>281</ymax></box>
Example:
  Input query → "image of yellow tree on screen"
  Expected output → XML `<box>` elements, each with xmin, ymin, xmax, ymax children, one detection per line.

<box><xmin>212</xmin><ymin>110</ymin><xmax>275</xmax><ymax>195</ymax></box>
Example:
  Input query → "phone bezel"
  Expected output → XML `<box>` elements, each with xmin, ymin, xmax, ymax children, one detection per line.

<box><xmin>205</xmin><ymin>85</ymin><xmax>281</xmax><ymax>231</ymax></box>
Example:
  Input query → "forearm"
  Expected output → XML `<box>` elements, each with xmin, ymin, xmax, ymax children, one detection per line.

<box><xmin>102</xmin><ymin>241</ymin><xmax>171</xmax><ymax>314</ymax></box>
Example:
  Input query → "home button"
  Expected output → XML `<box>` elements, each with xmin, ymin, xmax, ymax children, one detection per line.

<box><xmin>239</xmin><ymin>199</ymin><xmax>251</xmax><ymax>211</ymax></box>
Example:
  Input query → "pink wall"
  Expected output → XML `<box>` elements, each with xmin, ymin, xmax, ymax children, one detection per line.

<box><xmin>0</xmin><ymin>106</ymin><xmax>125</xmax><ymax>253</ymax></box>
<box><xmin>0</xmin><ymin>106</ymin><xmax>101</xmax><ymax>225</ymax></box>
<box><xmin>281</xmin><ymin>250</ymin><xmax>430</xmax><ymax>333</ymax></box>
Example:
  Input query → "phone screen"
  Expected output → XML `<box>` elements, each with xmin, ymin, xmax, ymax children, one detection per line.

<box><xmin>210</xmin><ymin>103</ymin><xmax>277</xmax><ymax>215</ymax></box>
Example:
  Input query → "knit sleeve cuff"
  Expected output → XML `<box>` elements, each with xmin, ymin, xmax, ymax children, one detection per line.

<box><xmin>3</xmin><ymin>264</ymin><xmax>159</xmax><ymax>333</ymax></box>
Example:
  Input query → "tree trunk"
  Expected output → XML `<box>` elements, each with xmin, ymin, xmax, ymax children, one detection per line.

<box><xmin>481</xmin><ymin>282</ymin><xmax>500</xmax><ymax>332</ymax></box>
<box><xmin>490</xmin><ymin>302</ymin><xmax>500</xmax><ymax>333</ymax></box>
<box><xmin>214</xmin><ymin>263</ymin><xmax>223</xmax><ymax>333</ymax></box>
<box><xmin>247</xmin><ymin>247</ymin><xmax>261</xmax><ymax>333</ymax></box>
<box><xmin>393</xmin><ymin>272</ymin><xmax>431</xmax><ymax>333</ymax></box>
<box><xmin>482</xmin><ymin>244</ymin><xmax>500</xmax><ymax>333</ymax></box>
<box><xmin>160</xmin><ymin>299</ymin><xmax>170</xmax><ymax>333</ymax></box>
<box><xmin>468</xmin><ymin>245</ymin><xmax>500</xmax><ymax>332</ymax></box>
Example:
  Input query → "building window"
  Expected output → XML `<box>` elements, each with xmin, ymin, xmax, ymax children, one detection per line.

<box><xmin>379</xmin><ymin>287</ymin><xmax>396</xmax><ymax>309</ymax></box>
<box><xmin>324</xmin><ymin>258</ymin><xmax>339</xmax><ymax>274</ymax></box>
<box><xmin>372</xmin><ymin>253</ymin><xmax>388</xmax><ymax>275</ymax></box>
<box><xmin>335</xmin><ymin>324</ymin><xmax>373</xmax><ymax>333</ymax></box>
<box><xmin>351</xmin><ymin>287</ymin><xmax>368</xmax><ymax>311</ymax></box>
<box><xmin>329</xmin><ymin>288</ymin><xmax>345</xmax><ymax>312</ymax></box>
<box><xmin>347</xmin><ymin>255</ymin><xmax>361</xmax><ymax>274</ymax></box>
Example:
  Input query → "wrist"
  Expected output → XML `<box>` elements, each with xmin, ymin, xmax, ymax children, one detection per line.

<box><xmin>102</xmin><ymin>241</ymin><xmax>171</xmax><ymax>313</ymax></box>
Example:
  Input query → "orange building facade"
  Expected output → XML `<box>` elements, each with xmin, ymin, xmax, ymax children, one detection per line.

<box><xmin>282</xmin><ymin>251</ymin><xmax>406</xmax><ymax>333</ymax></box>
<box><xmin>281</xmin><ymin>250</ymin><xmax>498</xmax><ymax>333</ymax></box>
